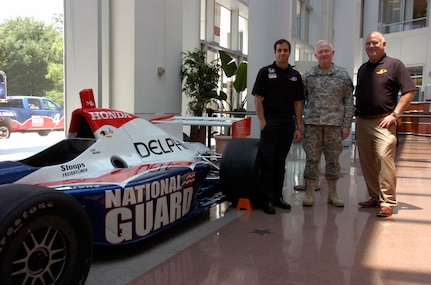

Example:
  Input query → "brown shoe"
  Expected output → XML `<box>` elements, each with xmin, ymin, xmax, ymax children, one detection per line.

<box><xmin>377</xmin><ymin>206</ymin><xmax>392</xmax><ymax>217</ymax></box>
<box><xmin>359</xmin><ymin>198</ymin><xmax>379</xmax><ymax>208</ymax></box>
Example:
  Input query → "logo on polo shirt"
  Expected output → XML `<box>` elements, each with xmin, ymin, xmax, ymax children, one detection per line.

<box><xmin>376</xmin><ymin>68</ymin><xmax>387</xmax><ymax>75</ymax></box>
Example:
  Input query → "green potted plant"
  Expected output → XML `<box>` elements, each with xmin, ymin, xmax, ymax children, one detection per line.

<box><xmin>219</xmin><ymin>50</ymin><xmax>247</xmax><ymax>116</ymax></box>
<box><xmin>180</xmin><ymin>49</ymin><xmax>226</xmax><ymax>143</ymax></box>
<box><xmin>213</xmin><ymin>51</ymin><xmax>248</xmax><ymax>153</ymax></box>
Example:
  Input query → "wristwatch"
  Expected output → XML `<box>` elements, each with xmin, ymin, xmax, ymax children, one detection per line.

<box><xmin>392</xmin><ymin>111</ymin><xmax>399</xmax><ymax>119</ymax></box>
<box><xmin>296</xmin><ymin>126</ymin><xmax>303</xmax><ymax>131</ymax></box>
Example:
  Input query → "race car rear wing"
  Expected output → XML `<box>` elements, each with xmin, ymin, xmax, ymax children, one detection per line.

<box><xmin>150</xmin><ymin>114</ymin><xmax>251</xmax><ymax>139</ymax></box>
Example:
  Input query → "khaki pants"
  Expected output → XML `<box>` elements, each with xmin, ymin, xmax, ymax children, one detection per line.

<box><xmin>356</xmin><ymin>116</ymin><xmax>397</xmax><ymax>207</ymax></box>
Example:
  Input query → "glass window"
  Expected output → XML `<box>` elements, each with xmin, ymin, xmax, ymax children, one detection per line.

<box><xmin>1</xmin><ymin>99</ymin><xmax>23</xmax><ymax>108</ymax></box>
<box><xmin>28</xmin><ymin>98</ymin><xmax>41</xmax><ymax>110</ymax></box>
<box><xmin>44</xmin><ymin>99</ymin><xmax>59</xmax><ymax>110</ymax></box>
<box><xmin>407</xmin><ymin>66</ymin><xmax>423</xmax><ymax>100</ymax></box>
<box><xmin>238</xmin><ymin>15</ymin><xmax>248</xmax><ymax>54</ymax></box>
<box><xmin>405</xmin><ymin>0</ymin><xmax>427</xmax><ymax>20</ymax></box>
<box><xmin>200</xmin><ymin>0</ymin><xmax>206</xmax><ymax>40</ymax></box>
<box><xmin>408</xmin><ymin>66</ymin><xmax>423</xmax><ymax>86</ymax></box>
<box><xmin>381</xmin><ymin>0</ymin><xmax>401</xmax><ymax>24</ymax></box>
<box><xmin>296</xmin><ymin>0</ymin><xmax>302</xmax><ymax>38</ymax></box>
<box><xmin>378</xmin><ymin>0</ymin><xmax>428</xmax><ymax>33</ymax></box>
<box><xmin>294</xmin><ymin>0</ymin><xmax>310</xmax><ymax>42</ymax></box>
<box><xmin>0</xmin><ymin>71</ymin><xmax>5</xmax><ymax>100</ymax></box>
<box><xmin>200</xmin><ymin>1</ymin><xmax>247</xmax><ymax>54</ymax></box>
<box><xmin>199</xmin><ymin>2</ymin><xmax>248</xmax><ymax>115</ymax></box>
<box><xmin>214</xmin><ymin>4</ymin><xmax>231</xmax><ymax>48</ymax></box>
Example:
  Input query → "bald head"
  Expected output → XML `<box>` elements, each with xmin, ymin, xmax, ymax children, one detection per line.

<box><xmin>365</xmin><ymin>31</ymin><xmax>386</xmax><ymax>63</ymax></box>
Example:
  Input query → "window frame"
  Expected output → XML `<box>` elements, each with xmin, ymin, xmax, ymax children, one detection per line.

<box><xmin>378</xmin><ymin>0</ymin><xmax>429</xmax><ymax>33</ymax></box>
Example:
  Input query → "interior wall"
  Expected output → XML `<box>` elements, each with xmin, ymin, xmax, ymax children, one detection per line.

<box><xmin>111</xmin><ymin>0</ymin><xmax>135</xmax><ymax>113</ymax></box>
<box><xmin>133</xmin><ymin>0</ymin><xmax>183</xmax><ymax>118</ymax></box>
<box><xmin>182</xmin><ymin>0</ymin><xmax>201</xmax><ymax>116</ymax></box>
<box><xmin>64</xmin><ymin>0</ymin><xmax>103</xmax><ymax>127</ymax></box>
<box><xmin>333</xmin><ymin>0</ymin><xmax>356</xmax><ymax>78</ymax></box>
<box><xmin>65</xmin><ymin>0</ymin><xmax>184</xmax><ymax>122</ymax></box>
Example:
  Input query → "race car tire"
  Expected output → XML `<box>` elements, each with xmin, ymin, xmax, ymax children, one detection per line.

<box><xmin>0</xmin><ymin>184</ymin><xmax>93</xmax><ymax>285</ymax></box>
<box><xmin>220</xmin><ymin>138</ymin><xmax>260</xmax><ymax>205</ymax></box>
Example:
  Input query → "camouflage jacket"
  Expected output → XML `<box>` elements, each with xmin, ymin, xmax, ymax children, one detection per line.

<box><xmin>303</xmin><ymin>64</ymin><xmax>354</xmax><ymax>127</ymax></box>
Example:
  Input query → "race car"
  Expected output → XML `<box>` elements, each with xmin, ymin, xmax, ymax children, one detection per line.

<box><xmin>0</xmin><ymin>89</ymin><xmax>260</xmax><ymax>285</ymax></box>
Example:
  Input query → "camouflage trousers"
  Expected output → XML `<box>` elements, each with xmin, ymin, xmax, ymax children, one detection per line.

<box><xmin>303</xmin><ymin>125</ymin><xmax>343</xmax><ymax>180</ymax></box>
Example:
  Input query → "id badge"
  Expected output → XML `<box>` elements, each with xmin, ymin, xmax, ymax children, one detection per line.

<box><xmin>268</xmin><ymin>68</ymin><xmax>277</xmax><ymax>79</ymax></box>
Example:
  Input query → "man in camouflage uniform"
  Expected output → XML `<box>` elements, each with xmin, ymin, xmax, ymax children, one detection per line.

<box><xmin>302</xmin><ymin>40</ymin><xmax>354</xmax><ymax>207</ymax></box>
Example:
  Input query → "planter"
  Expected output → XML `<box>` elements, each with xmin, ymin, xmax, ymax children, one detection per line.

<box><xmin>214</xmin><ymin>135</ymin><xmax>232</xmax><ymax>154</ymax></box>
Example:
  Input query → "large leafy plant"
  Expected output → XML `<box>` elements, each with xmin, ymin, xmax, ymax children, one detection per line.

<box><xmin>180</xmin><ymin>49</ymin><xmax>226</xmax><ymax>116</ymax></box>
<box><xmin>219</xmin><ymin>50</ymin><xmax>247</xmax><ymax>112</ymax></box>
<box><xmin>180</xmin><ymin>49</ymin><xmax>226</xmax><ymax>143</ymax></box>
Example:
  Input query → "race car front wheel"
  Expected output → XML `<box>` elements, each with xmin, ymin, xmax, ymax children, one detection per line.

<box><xmin>0</xmin><ymin>184</ymin><xmax>93</xmax><ymax>285</ymax></box>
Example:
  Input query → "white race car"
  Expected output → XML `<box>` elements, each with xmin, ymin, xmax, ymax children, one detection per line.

<box><xmin>0</xmin><ymin>89</ymin><xmax>260</xmax><ymax>285</ymax></box>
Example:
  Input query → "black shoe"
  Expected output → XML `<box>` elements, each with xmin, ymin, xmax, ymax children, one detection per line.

<box><xmin>274</xmin><ymin>198</ymin><xmax>291</xmax><ymax>210</ymax></box>
<box><xmin>263</xmin><ymin>202</ymin><xmax>276</xmax><ymax>214</ymax></box>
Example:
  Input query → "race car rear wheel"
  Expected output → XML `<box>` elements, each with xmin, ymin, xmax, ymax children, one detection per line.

<box><xmin>0</xmin><ymin>184</ymin><xmax>93</xmax><ymax>285</ymax></box>
<box><xmin>220</xmin><ymin>138</ymin><xmax>260</xmax><ymax>205</ymax></box>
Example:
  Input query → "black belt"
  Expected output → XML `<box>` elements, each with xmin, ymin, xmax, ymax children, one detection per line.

<box><xmin>265</xmin><ymin>113</ymin><xmax>293</xmax><ymax>118</ymax></box>
<box><xmin>359</xmin><ymin>112</ymin><xmax>391</xmax><ymax>119</ymax></box>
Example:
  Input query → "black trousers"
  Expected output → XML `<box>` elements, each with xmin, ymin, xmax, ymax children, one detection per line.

<box><xmin>259</xmin><ymin>116</ymin><xmax>295</xmax><ymax>203</ymax></box>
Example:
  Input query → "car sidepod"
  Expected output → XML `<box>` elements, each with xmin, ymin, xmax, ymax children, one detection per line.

<box><xmin>68</xmin><ymin>162</ymin><xmax>212</xmax><ymax>245</ymax></box>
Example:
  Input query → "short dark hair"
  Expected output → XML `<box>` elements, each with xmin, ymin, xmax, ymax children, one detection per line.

<box><xmin>274</xmin><ymin>39</ymin><xmax>291</xmax><ymax>52</ymax></box>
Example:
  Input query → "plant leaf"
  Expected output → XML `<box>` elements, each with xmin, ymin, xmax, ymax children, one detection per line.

<box><xmin>219</xmin><ymin>90</ymin><xmax>228</xmax><ymax>101</ymax></box>
<box><xmin>219</xmin><ymin>50</ymin><xmax>237</xmax><ymax>77</ymax></box>
<box><xmin>233</xmin><ymin>61</ymin><xmax>247</xmax><ymax>93</ymax></box>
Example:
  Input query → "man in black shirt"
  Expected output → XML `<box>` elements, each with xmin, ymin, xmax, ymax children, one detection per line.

<box><xmin>355</xmin><ymin>31</ymin><xmax>416</xmax><ymax>217</ymax></box>
<box><xmin>252</xmin><ymin>39</ymin><xmax>305</xmax><ymax>214</ymax></box>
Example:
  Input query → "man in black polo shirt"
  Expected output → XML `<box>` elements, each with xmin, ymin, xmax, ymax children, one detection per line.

<box><xmin>355</xmin><ymin>31</ymin><xmax>416</xmax><ymax>217</ymax></box>
<box><xmin>252</xmin><ymin>39</ymin><xmax>305</xmax><ymax>214</ymax></box>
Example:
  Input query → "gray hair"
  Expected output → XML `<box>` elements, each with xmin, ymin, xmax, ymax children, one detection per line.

<box><xmin>314</xmin><ymin>40</ymin><xmax>334</xmax><ymax>53</ymax></box>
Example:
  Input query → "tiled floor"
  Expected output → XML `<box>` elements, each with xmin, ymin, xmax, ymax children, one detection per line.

<box><xmin>87</xmin><ymin>136</ymin><xmax>431</xmax><ymax>285</ymax></box>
